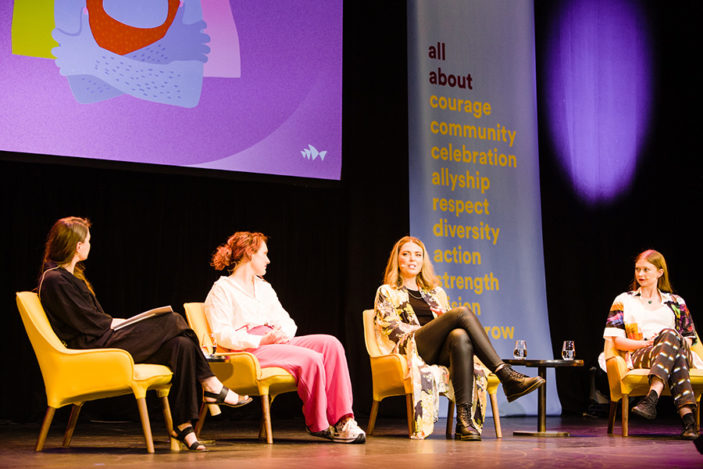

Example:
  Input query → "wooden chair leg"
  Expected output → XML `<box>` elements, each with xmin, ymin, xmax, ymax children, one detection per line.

<box><xmin>194</xmin><ymin>402</ymin><xmax>208</xmax><ymax>438</ymax></box>
<box><xmin>607</xmin><ymin>401</ymin><xmax>617</xmax><ymax>434</ymax></box>
<box><xmin>489</xmin><ymin>393</ymin><xmax>502</xmax><ymax>438</ymax></box>
<box><xmin>136</xmin><ymin>397</ymin><xmax>155</xmax><ymax>453</ymax></box>
<box><xmin>621</xmin><ymin>395</ymin><xmax>629</xmax><ymax>437</ymax></box>
<box><xmin>260</xmin><ymin>394</ymin><xmax>273</xmax><ymax>444</ymax></box>
<box><xmin>63</xmin><ymin>403</ymin><xmax>83</xmax><ymax>447</ymax></box>
<box><xmin>367</xmin><ymin>400</ymin><xmax>380</xmax><ymax>435</ymax></box>
<box><xmin>36</xmin><ymin>407</ymin><xmax>56</xmax><ymax>451</ymax></box>
<box><xmin>445</xmin><ymin>399</ymin><xmax>455</xmax><ymax>439</ymax></box>
<box><xmin>159</xmin><ymin>395</ymin><xmax>180</xmax><ymax>452</ymax></box>
<box><xmin>405</xmin><ymin>394</ymin><xmax>414</xmax><ymax>437</ymax></box>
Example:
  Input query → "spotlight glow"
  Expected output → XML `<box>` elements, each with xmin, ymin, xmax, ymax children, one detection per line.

<box><xmin>545</xmin><ymin>0</ymin><xmax>652</xmax><ymax>203</ymax></box>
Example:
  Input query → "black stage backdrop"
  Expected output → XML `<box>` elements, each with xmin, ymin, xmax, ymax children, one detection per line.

<box><xmin>0</xmin><ymin>1</ymin><xmax>700</xmax><ymax>425</ymax></box>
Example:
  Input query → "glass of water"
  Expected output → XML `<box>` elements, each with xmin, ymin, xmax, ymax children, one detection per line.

<box><xmin>561</xmin><ymin>340</ymin><xmax>575</xmax><ymax>360</ymax></box>
<box><xmin>513</xmin><ymin>340</ymin><xmax>527</xmax><ymax>359</ymax></box>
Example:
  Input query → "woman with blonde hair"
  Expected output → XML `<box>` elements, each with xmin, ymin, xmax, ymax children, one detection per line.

<box><xmin>204</xmin><ymin>231</ymin><xmax>365</xmax><ymax>443</ymax></box>
<box><xmin>604</xmin><ymin>249</ymin><xmax>701</xmax><ymax>439</ymax></box>
<box><xmin>374</xmin><ymin>236</ymin><xmax>544</xmax><ymax>440</ymax></box>
<box><xmin>38</xmin><ymin>217</ymin><xmax>251</xmax><ymax>452</ymax></box>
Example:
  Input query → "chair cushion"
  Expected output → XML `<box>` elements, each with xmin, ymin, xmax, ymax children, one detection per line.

<box><xmin>260</xmin><ymin>366</ymin><xmax>296</xmax><ymax>380</ymax></box>
<box><xmin>134</xmin><ymin>363</ymin><xmax>173</xmax><ymax>381</ymax></box>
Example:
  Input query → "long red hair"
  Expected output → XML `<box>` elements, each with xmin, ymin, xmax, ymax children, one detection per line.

<box><xmin>631</xmin><ymin>249</ymin><xmax>673</xmax><ymax>293</ymax></box>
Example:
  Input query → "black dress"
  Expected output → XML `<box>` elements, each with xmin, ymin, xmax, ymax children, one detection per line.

<box><xmin>39</xmin><ymin>266</ymin><xmax>214</xmax><ymax>424</ymax></box>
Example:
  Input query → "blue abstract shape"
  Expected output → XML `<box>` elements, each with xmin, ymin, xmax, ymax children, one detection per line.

<box><xmin>52</xmin><ymin>0</ymin><xmax>210</xmax><ymax>107</ymax></box>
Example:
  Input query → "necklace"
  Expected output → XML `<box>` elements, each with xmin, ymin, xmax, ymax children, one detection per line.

<box><xmin>407</xmin><ymin>288</ymin><xmax>423</xmax><ymax>300</ymax></box>
<box><xmin>641</xmin><ymin>295</ymin><xmax>657</xmax><ymax>305</ymax></box>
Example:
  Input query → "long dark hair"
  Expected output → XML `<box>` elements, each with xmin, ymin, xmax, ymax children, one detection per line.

<box><xmin>41</xmin><ymin>217</ymin><xmax>93</xmax><ymax>293</ymax></box>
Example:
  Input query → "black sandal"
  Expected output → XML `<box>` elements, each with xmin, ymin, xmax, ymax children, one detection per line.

<box><xmin>173</xmin><ymin>426</ymin><xmax>207</xmax><ymax>451</ymax></box>
<box><xmin>204</xmin><ymin>385</ymin><xmax>253</xmax><ymax>408</ymax></box>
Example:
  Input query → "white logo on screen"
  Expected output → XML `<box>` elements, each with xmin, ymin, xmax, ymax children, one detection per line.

<box><xmin>301</xmin><ymin>144</ymin><xmax>327</xmax><ymax>161</ymax></box>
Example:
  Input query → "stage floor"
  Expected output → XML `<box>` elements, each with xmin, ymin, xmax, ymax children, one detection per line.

<box><xmin>0</xmin><ymin>414</ymin><xmax>701</xmax><ymax>468</ymax></box>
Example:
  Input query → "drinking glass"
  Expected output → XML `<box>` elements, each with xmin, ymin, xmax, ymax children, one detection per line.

<box><xmin>561</xmin><ymin>340</ymin><xmax>575</xmax><ymax>360</ymax></box>
<box><xmin>200</xmin><ymin>334</ymin><xmax>210</xmax><ymax>357</ymax></box>
<box><xmin>210</xmin><ymin>333</ymin><xmax>218</xmax><ymax>356</ymax></box>
<box><xmin>513</xmin><ymin>340</ymin><xmax>527</xmax><ymax>359</ymax></box>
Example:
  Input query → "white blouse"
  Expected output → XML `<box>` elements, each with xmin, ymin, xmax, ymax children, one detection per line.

<box><xmin>204</xmin><ymin>275</ymin><xmax>297</xmax><ymax>350</ymax></box>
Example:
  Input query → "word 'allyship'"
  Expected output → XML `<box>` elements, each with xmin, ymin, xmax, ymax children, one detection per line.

<box><xmin>432</xmin><ymin>167</ymin><xmax>490</xmax><ymax>193</ymax></box>
<box><xmin>428</xmin><ymin>42</ymin><xmax>472</xmax><ymax>90</ymax></box>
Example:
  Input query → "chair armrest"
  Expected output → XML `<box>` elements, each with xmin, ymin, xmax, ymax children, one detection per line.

<box><xmin>603</xmin><ymin>338</ymin><xmax>629</xmax><ymax>401</ymax></box>
<box><xmin>370</xmin><ymin>354</ymin><xmax>408</xmax><ymax>382</ymax></box>
<box><xmin>41</xmin><ymin>348</ymin><xmax>137</xmax><ymax>406</ymax></box>
<box><xmin>208</xmin><ymin>351</ymin><xmax>262</xmax><ymax>384</ymax></box>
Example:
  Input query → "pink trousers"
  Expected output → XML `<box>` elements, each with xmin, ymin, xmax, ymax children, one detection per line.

<box><xmin>251</xmin><ymin>334</ymin><xmax>354</xmax><ymax>432</ymax></box>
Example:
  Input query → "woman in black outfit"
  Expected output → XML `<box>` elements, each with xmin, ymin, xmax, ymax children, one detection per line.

<box><xmin>38</xmin><ymin>216</ymin><xmax>251</xmax><ymax>451</ymax></box>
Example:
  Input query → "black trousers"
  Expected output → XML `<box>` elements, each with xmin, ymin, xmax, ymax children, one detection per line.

<box><xmin>106</xmin><ymin>313</ymin><xmax>214</xmax><ymax>425</ymax></box>
<box><xmin>414</xmin><ymin>307</ymin><xmax>503</xmax><ymax>406</ymax></box>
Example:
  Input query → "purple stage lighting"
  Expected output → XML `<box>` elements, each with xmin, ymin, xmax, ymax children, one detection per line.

<box><xmin>545</xmin><ymin>0</ymin><xmax>652</xmax><ymax>204</ymax></box>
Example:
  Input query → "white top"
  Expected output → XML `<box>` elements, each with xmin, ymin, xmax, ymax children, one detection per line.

<box><xmin>603</xmin><ymin>293</ymin><xmax>675</xmax><ymax>341</ymax></box>
<box><xmin>600</xmin><ymin>290</ymin><xmax>703</xmax><ymax>370</ymax></box>
<box><xmin>204</xmin><ymin>276</ymin><xmax>297</xmax><ymax>350</ymax></box>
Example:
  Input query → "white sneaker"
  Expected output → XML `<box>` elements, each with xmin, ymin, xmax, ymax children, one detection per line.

<box><xmin>329</xmin><ymin>418</ymin><xmax>366</xmax><ymax>444</ymax></box>
<box><xmin>307</xmin><ymin>425</ymin><xmax>331</xmax><ymax>440</ymax></box>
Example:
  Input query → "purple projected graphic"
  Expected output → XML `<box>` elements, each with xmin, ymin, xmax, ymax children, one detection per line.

<box><xmin>1</xmin><ymin>0</ymin><xmax>342</xmax><ymax>180</ymax></box>
<box><xmin>545</xmin><ymin>0</ymin><xmax>652</xmax><ymax>203</ymax></box>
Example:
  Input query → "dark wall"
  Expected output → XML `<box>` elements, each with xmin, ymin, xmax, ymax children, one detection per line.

<box><xmin>535</xmin><ymin>0</ymin><xmax>703</xmax><ymax>414</ymax></box>
<box><xmin>1</xmin><ymin>1</ymin><xmax>700</xmax><ymax>424</ymax></box>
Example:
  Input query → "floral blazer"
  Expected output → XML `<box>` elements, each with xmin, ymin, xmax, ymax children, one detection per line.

<box><xmin>374</xmin><ymin>284</ymin><xmax>487</xmax><ymax>439</ymax></box>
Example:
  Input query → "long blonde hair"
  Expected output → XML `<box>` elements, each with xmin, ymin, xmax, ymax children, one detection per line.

<box><xmin>383</xmin><ymin>236</ymin><xmax>440</xmax><ymax>289</ymax></box>
<box><xmin>631</xmin><ymin>249</ymin><xmax>673</xmax><ymax>293</ymax></box>
<box><xmin>41</xmin><ymin>217</ymin><xmax>94</xmax><ymax>293</ymax></box>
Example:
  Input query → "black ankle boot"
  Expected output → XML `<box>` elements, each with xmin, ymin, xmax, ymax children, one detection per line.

<box><xmin>631</xmin><ymin>390</ymin><xmax>658</xmax><ymax>420</ymax></box>
<box><xmin>455</xmin><ymin>403</ymin><xmax>481</xmax><ymax>441</ymax></box>
<box><xmin>681</xmin><ymin>412</ymin><xmax>699</xmax><ymax>440</ymax></box>
<box><xmin>495</xmin><ymin>364</ymin><xmax>545</xmax><ymax>403</ymax></box>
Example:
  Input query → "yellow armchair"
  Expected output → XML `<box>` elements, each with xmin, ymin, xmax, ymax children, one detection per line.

<box><xmin>16</xmin><ymin>291</ymin><xmax>176</xmax><ymax>453</ymax></box>
<box><xmin>362</xmin><ymin>309</ymin><xmax>502</xmax><ymax>438</ymax></box>
<box><xmin>604</xmin><ymin>336</ymin><xmax>703</xmax><ymax>436</ymax></box>
<box><xmin>183</xmin><ymin>302</ymin><xmax>298</xmax><ymax>443</ymax></box>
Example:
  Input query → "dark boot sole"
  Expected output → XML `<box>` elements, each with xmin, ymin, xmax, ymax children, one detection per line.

<box><xmin>455</xmin><ymin>433</ymin><xmax>481</xmax><ymax>441</ymax></box>
<box><xmin>631</xmin><ymin>405</ymin><xmax>656</xmax><ymax>420</ymax></box>
<box><xmin>505</xmin><ymin>377</ymin><xmax>545</xmax><ymax>403</ymax></box>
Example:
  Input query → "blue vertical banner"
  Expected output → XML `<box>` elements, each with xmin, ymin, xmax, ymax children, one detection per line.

<box><xmin>408</xmin><ymin>0</ymin><xmax>560</xmax><ymax>416</ymax></box>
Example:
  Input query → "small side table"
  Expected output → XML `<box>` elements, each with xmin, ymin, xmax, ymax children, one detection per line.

<box><xmin>502</xmin><ymin>358</ymin><xmax>584</xmax><ymax>437</ymax></box>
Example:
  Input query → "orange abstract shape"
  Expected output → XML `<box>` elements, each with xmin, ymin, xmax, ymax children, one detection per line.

<box><xmin>86</xmin><ymin>0</ymin><xmax>180</xmax><ymax>55</ymax></box>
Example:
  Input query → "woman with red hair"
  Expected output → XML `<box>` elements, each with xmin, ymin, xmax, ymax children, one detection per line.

<box><xmin>604</xmin><ymin>249</ymin><xmax>701</xmax><ymax>439</ymax></box>
<box><xmin>204</xmin><ymin>231</ymin><xmax>365</xmax><ymax>444</ymax></box>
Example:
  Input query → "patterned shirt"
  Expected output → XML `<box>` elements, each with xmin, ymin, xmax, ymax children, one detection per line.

<box><xmin>602</xmin><ymin>289</ymin><xmax>702</xmax><ymax>369</ymax></box>
<box><xmin>374</xmin><ymin>284</ymin><xmax>486</xmax><ymax>439</ymax></box>
<box><xmin>603</xmin><ymin>289</ymin><xmax>697</xmax><ymax>343</ymax></box>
